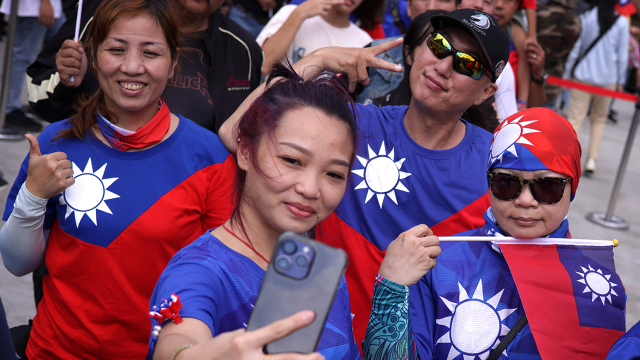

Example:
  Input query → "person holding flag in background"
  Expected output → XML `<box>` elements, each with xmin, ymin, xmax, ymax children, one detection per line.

<box><xmin>412</xmin><ymin>108</ymin><xmax>626</xmax><ymax>359</ymax></box>
<box><xmin>361</xmin><ymin>108</ymin><xmax>627</xmax><ymax>359</ymax></box>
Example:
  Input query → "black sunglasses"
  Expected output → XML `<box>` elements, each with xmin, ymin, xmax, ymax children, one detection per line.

<box><xmin>487</xmin><ymin>172</ymin><xmax>572</xmax><ymax>205</ymax></box>
<box><xmin>426</xmin><ymin>32</ymin><xmax>491</xmax><ymax>80</ymax></box>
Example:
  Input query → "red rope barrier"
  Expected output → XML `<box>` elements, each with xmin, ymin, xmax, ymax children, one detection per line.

<box><xmin>547</xmin><ymin>76</ymin><xmax>639</xmax><ymax>103</ymax></box>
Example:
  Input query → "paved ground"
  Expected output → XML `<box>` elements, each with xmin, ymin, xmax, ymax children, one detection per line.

<box><xmin>1</xmin><ymin>47</ymin><xmax>640</xmax><ymax>334</ymax></box>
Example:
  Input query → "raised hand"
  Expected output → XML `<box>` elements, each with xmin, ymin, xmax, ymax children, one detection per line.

<box><xmin>296</xmin><ymin>0</ymin><xmax>345</xmax><ymax>19</ymax></box>
<box><xmin>38</xmin><ymin>0</ymin><xmax>55</xmax><ymax>28</ymax></box>
<box><xmin>293</xmin><ymin>38</ymin><xmax>404</xmax><ymax>92</ymax></box>
<box><xmin>24</xmin><ymin>134</ymin><xmax>75</xmax><ymax>199</ymax></box>
<box><xmin>379</xmin><ymin>224</ymin><xmax>440</xmax><ymax>286</ymax></box>
<box><xmin>257</xmin><ymin>0</ymin><xmax>278</xmax><ymax>11</ymax></box>
<box><xmin>56</xmin><ymin>40</ymin><xmax>88</xmax><ymax>87</ymax></box>
<box><xmin>525</xmin><ymin>41</ymin><xmax>545</xmax><ymax>80</ymax></box>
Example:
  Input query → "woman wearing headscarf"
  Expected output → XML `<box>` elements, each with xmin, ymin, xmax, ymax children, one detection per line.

<box><xmin>363</xmin><ymin>108</ymin><xmax>625</xmax><ymax>359</ymax></box>
<box><xmin>408</xmin><ymin>108</ymin><xmax>627</xmax><ymax>359</ymax></box>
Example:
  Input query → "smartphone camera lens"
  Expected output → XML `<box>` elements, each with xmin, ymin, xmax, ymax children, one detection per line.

<box><xmin>294</xmin><ymin>254</ymin><xmax>310</xmax><ymax>268</ymax></box>
<box><xmin>282</xmin><ymin>240</ymin><xmax>297</xmax><ymax>254</ymax></box>
<box><xmin>275</xmin><ymin>256</ymin><xmax>292</xmax><ymax>272</ymax></box>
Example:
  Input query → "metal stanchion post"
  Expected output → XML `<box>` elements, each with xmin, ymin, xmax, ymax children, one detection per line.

<box><xmin>0</xmin><ymin>0</ymin><xmax>26</xmax><ymax>140</ymax></box>
<box><xmin>586</xmin><ymin>97</ymin><xmax>640</xmax><ymax>229</ymax></box>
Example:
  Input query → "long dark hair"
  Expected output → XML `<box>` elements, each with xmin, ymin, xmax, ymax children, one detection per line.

<box><xmin>353</xmin><ymin>0</ymin><xmax>386</xmax><ymax>29</ymax></box>
<box><xmin>371</xmin><ymin>10</ymin><xmax>447</xmax><ymax>107</ymax></box>
<box><xmin>589</xmin><ymin>0</ymin><xmax>618</xmax><ymax>35</ymax></box>
<box><xmin>403</xmin><ymin>10</ymin><xmax>448</xmax><ymax>71</ymax></box>
<box><xmin>230</xmin><ymin>63</ymin><xmax>358</xmax><ymax>242</ymax></box>
<box><xmin>55</xmin><ymin>0</ymin><xmax>180</xmax><ymax>141</ymax></box>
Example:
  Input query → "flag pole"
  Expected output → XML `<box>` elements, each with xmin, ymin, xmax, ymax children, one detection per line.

<box><xmin>439</xmin><ymin>237</ymin><xmax>618</xmax><ymax>247</ymax></box>
<box><xmin>586</xmin><ymin>95</ymin><xmax>640</xmax><ymax>229</ymax></box>
<box><xmin>70</xmin><ymin>0</ymin><xmax>84</xmax><ymax>83</ymax></box>
<box><xmin>0</xmin><ymin>0</ymin><xmax>24</xmax><ymax>140</ymax></box>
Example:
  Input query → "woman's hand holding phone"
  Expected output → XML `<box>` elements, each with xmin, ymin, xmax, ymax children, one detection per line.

<box><xmin>157</xmin><ymin>311</ymin><xmax>324</xmax><ymax>360</ymax></box>
<box><xmin>379</xmin><ymin>224</ymin><xmax>441</xmax><ymax>286</ymax></box>
<box><xmin>205</xmin><ymin>311</ymin><xmax>324</xmax><ymax>360</ymax></box>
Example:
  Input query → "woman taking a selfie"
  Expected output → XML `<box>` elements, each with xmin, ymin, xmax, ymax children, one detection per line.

<box><xmin>148</xmin><ymin>62</ymin><xmax>441</xmax><ymax>359</ymax></box>
<box><xmin>149</xmin><ymin>64</ymin><xmax>361</xmax><ymax>359</ymax></box>
<box><xmin>0</xmin><ymin>0</ymin><xmax>238</xmax><ymax>358</ymax></box>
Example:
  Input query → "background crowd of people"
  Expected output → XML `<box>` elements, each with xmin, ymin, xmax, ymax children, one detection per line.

<box><xmin>0</xmin><ymin>0</ymin><xmax>639</xmax><ymax>358</ymax></box>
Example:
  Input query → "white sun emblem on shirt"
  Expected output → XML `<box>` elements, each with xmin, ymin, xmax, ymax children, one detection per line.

<box><xmin>488</xmin><ymin>115</ymin><xmax>541</xmax><ymax>166</ymax></box>
<box><xmin>59</xmin><ymin>158</ymin><xmax>119</xmax><ymax>227</ymax></box>
<box><xmin>576</xmin><ymin>265</ymin><xmax>619</xmax><ymax>305</ymax></box>
<box><xmin>436</xmin><ymin>280</ymin><xmax>518</xmax><ymax>360</ymax></box>
<box><xmin>351</xmin><ymin>141</ymin><xmax>411</xmax><ymax>208</ymax></box>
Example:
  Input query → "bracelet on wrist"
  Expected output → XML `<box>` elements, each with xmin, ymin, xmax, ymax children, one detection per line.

<box><xmin>170</xmin><ymin>344</ymin><xmax>192</xmax><ymax>360</ymax></box>
<box><xmin>517</xmin><ymin>99</ymin><xmax>528</xmax><ymax>111</ymax></box>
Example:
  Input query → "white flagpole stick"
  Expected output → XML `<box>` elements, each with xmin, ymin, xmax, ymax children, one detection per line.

<box><xmin>439</xmin><ymin>237</ymin><xmax>619</xmax><ymax>247</ymax></box>
<box><xmin>70</xmin><ymin>0</ymin><xmax>84</xmax><ymax>83</ymax></box>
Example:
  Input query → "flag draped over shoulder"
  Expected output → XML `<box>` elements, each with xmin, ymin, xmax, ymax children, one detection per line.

<box><xmin>500</xmin><ymin>244</ymin><xmax>626</xmax><ymax>359</ymax></box>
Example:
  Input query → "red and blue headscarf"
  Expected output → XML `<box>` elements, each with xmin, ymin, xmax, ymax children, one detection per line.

<box><xmin>487</xmin><ymin>108</ymin><xmax>582</xmax><ymax>201</ymax></box>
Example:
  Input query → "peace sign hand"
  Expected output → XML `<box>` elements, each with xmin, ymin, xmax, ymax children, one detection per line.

<box><xmin>292</xmin><ymin>38</ymin><xmax>405</xmax><ymax>92</ymax></box>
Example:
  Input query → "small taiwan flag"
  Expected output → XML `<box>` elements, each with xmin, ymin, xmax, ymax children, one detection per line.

<box><xmin>616</xmin><ymin>0</ymin><xmax>637</xmax><ymax>16</ymax></box>
<box><xmin>500</xmin><ymin>244</ymin><xmax>626</xmax><ymax>359</ymax></box>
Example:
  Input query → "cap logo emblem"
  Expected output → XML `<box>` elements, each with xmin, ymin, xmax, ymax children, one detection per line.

<box><xmin>494</xmin><ymin>60</ymin><xmax>505</xmax><ymax>79</ymax></box>
<box><xmin>470</xmin><ymin>14</ymin><xmax>491</xmax><ymax>29</ymax></box>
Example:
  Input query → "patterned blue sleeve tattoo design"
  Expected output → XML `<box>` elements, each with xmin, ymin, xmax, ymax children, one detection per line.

<box><xmin>363</xmin><ymin>274</ymin><xmax>412</xmax><ymax>360</ymax></box>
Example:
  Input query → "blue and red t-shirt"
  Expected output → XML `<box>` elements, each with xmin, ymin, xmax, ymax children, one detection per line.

<box><xmin>317</xmin><ymin>104</ymin><xmax>493</xmax><ymax>350</ymax></box>
<box><xmin>409</xmin><ymin>229</ymin><xmax>541</xmax><ymax>360</ymax></box>
<box><xmin>3</xmin><ymin>117</ymin><xmax>236</xmax><ymax>360</ymax></box>
<box><xmin>148</xmin><ymin>232</ymin><xmax>361</xmax><ymax>360</ymax></box>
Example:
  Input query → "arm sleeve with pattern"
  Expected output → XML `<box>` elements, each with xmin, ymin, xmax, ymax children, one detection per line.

<box><xmin>363</xmin><ymin>274</ymin><xmax>412</xmax><ymax>360</ymax></box>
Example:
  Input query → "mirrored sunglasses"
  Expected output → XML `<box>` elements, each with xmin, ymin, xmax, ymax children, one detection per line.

<box><xmin>427</xmin><ymin>32</ymin><xmax>491</xmax><ymax>80</ymax></box>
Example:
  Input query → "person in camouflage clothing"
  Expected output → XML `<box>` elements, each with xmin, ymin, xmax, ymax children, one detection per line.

<box><xmin>536</xmin><ymin>0</ymin><xmax>582</xmax><ymax>103</ymax></box>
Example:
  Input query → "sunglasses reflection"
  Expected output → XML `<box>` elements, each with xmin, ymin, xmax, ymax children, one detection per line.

<box><xmin>427</xmin><ymin>32</ymin><xmax>489</xmax><ymax>80</ymax></box>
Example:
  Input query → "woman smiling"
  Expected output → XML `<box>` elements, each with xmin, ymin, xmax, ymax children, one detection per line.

<box><xmin>0</xmin><ymin>0</ymin><xmax>237</xmax><ymax>358</ymax></box>
<box><xmin>148</xmin><ymin>63</ymin><xmax>441</xmax><ymax>360</ymax></box>
<box><xmin>148</xmin><ymin>64</ymin><xmax>362</xmax><ymax>360</ymax></box>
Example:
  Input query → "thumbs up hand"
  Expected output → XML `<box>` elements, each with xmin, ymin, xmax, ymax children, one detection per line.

<box><xmin>24</xmin><ymin>134</ymin><xmax>75</xmax><ymax>199</ymax></box>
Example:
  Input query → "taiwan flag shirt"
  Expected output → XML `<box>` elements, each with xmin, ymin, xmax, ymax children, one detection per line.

<box><xmin>409</xmin><ymin>229</ymin><xmax>540</xmax><ymax>360</ymax></box>
<box><xmin>148</xmin><ymin>232</ymin><xmax>361</xmax><ymax>360</ymax></box>
<box><xmin>317</xmin><ymin>104</ymin><xmax>493</xmax><ymax>349</ymax></box>
<box><xmin>410</xmin><ymin>227</ymin><xmax>627</xmax><ymax>360</ymax></box>
<box><xmin>3</xmin><ymin>117</ymin><xmax>236</xmax><ymax>360</ymax></box>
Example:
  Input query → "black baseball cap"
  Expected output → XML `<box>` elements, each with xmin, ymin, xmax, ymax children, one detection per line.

<box><xmin>430</xmin><ymin>9</ymin><xmax>510</xmax><ymax>83</ymax></box>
